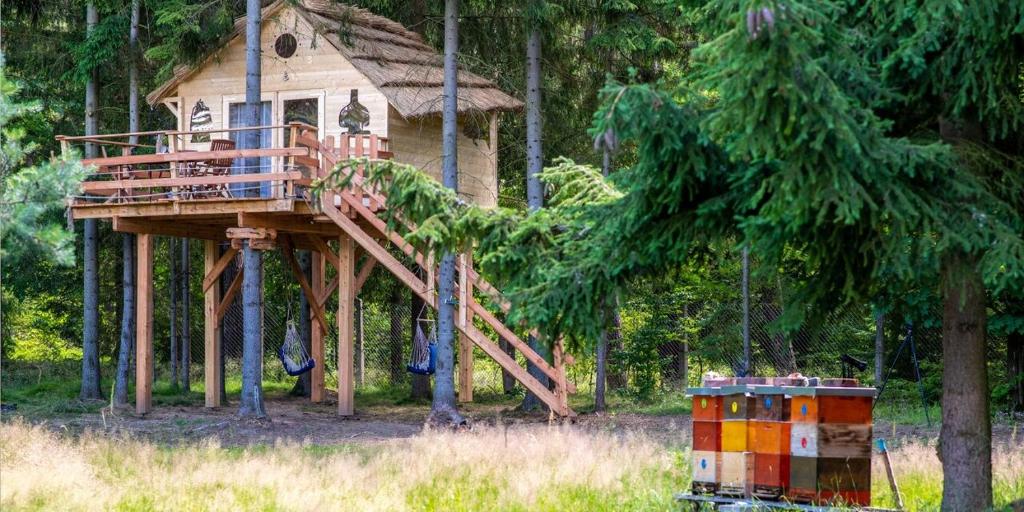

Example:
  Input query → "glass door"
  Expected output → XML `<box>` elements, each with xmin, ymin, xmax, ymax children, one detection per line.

<box><xmin>228</xmin><ymin>101</ymin><xmax>272</xmax><ymax>197</ymax></box>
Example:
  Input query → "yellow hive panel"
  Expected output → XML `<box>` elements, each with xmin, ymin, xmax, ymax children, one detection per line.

<box><xmin>721</xmin><ymin>420</ymin><xmax>749</xmax><ymax>452</ymax></box>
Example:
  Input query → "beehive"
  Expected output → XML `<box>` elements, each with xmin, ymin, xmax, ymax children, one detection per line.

<box><xmin>687</xmin><ymin>386</ymin><xmax>725</xmax><ymax>494</ymax></box>
<box><xmin>691</xmin><ymin>451</ymin><xmax>720</xmax><ymax>493</ymax></box>
<box><xmin>719</xmin><ymin>451</ymin><xmax>754</xmax><ymax>496</ymax></box>
<box><xmin>783</xmin><ymin>386</ymin><xmax>875</xmax><ymax>505</ymax></box>
<box><xmin>749</xmin><ymin>387</ymin><xmax>792</xmax><ymax>498</ymax></box>
<box><xmin>689</xmin><ymin>381</ymin><xmax>875</xmax><ymax>506</ymax></box>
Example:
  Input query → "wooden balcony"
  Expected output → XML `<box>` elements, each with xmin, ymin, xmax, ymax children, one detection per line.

<box><xmin>61</xmin><ymin>123</ymin><xmax>390</xmax><ymax>209</ymax></box>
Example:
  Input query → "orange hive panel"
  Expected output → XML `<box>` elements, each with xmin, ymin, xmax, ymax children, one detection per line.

<box><xmin>818</xmin><ymin>395</ymin><xmax>872</xmax><ymax>424</ymax></box>
<box><xmin>790</xmin><ymin>395</ymin><xmax>818</xmax><ymax>423</ymax></box>
<box><xmin>692</xmin><ymin>394</ymin><xmax>722</xmax><ymax>421</ymax></box>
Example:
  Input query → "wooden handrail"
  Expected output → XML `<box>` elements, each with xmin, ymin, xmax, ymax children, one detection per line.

<box><xmin>81</xmin><ymin>147</ymin><xmax>310</xmax><ymax>166</ymax></box>
<box><xmin>166</xmin><ymin>124</ymin><xmax>313</xmax><ymax>137</ymax></box>
<box><xmin>57</xmin><ymin>129</ymin><xmax>173</xmax><ymax>141</ymax></box>
<box><xmin>81</xmin><ymin>171</ymin><xmax>303</xmax><ymax>192</ymax></box>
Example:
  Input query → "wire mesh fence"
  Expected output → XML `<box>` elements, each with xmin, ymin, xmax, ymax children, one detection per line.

<box><xmin>144</xmin><ymin>238</ymin><xmax>950</xmax><ymax>411</ymax></box>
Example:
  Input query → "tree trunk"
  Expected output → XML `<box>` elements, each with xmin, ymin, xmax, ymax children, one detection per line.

<box><xmin>170</xmin><ymin>238</ymin><xmax>179</xmax><ymax>389</ymax></box>
<box><xmin>79</xmin><ymin>1</ymin><xmax>102</xmax><ymax>401</ymax></box>
<box><xmin>389</xmin><ymin>284</ymin><xmax>405</xmax><ymax>385</ymax></box>
<box><xmin>521</xmin><ymin>6</ymin><xmax>550</xmax><ymax>413</ymax></box>
<box><xmin>114</xmin><ymin>0</ymin><xmax>141</xmax><ymax>408</ymax></box>
<box><xmin>291</xmin><ymin>250</ymin><xmax>312</xmax><ymax>397</ymax></box>
<box><xmin>410</xmin><ymin>287</ymin><xmax>431</xmax><ymax>400</ymax></box>
<box><xmin>181</xmin><ymin>238</ymin><xmax>191</xmax><ymax>392</ymax></box>
<box><xmin>114</xmin><ymin>233</ymin><xmax>135</xmax><ymax>407</ymax></box>
<box><xmin>427</xmin><ymin>0</ymin><xmax>465</xmax><ymax>428</ymax></box>
<box><xmin>237</xmin><ymin>0</ymin><xmax>266</xmax><ymax>418</ymax></box>
<box><xmin>499</xmin><ymin>336</ymin><xmax>516</xmax><ymax>395</ymax></box>
<box><xmin>243</xmin><ymin>0</ymin><xmax>262</xmax><ymax>197</ymax></box>
<box><xmin>939</xmin><ymin>254</ymin><xmax>992</xmax><ymax>510</ymax></box>
<box><xmin>238</xmin><ymin>242</ymin><xmax>266</xmax><ymax>417</ymax></box>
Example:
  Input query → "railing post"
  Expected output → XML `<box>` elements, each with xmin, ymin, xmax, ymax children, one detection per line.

<box><xmin>458</xmin><ymin>251</ymin><xmax>474</xmax><ymax>402</ymax></box>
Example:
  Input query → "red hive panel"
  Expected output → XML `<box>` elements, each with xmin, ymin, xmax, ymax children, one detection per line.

<box><xmin>693</xmin><ymin>420</ymin><xmax>721</xmax><ymax>452</ymax></box>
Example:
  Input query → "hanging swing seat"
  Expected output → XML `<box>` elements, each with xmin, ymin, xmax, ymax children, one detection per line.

<box><xmin>278</xmin><ymin>320</ymin><xmax>316</xmax><ymax>376</ymax></box>
<box><xmin>407</xmin><ymin>321</ymin><xmax>437</xmax><ymax>376</ymax></box>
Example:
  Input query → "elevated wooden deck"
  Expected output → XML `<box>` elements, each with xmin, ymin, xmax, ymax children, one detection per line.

<box><xmin>61</xmin><ymin>124</ymin><xmax>576</xmax><ymax>418</ymax></box>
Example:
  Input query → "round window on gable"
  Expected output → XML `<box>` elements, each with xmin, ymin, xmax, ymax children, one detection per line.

<box><xmin>275</xmin><ymin>33</ymin><xmax>297</xmax><ymax>58</ymax></box>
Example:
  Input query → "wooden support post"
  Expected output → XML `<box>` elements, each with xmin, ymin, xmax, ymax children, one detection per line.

<box><xmin>337</xmin><ymin>234</ymin><xmax>356</xmax><ymax>416</ymax></box>
<box><xmin>136</xmin><ymin>234</ymin><xmax>154</xmax><ymax>414</ymax></box>
<box><xmin>203</xmin><ymin>241</ymin><xmax>222</xmax><ymax>407</ymax></box>
<box><xmin>552</xmin><ymin>338</ymin><xmax>570</xmax><ymax>418</ymax></box>
<box><xmin>458</xmin><ymin>252</ymin><xmax>473</xmax><ymax>402</ymax></box>
<box><xmin>311</xmin><ymin>250</ymin><xmax>326</xmax><ymax>403</ymax></box>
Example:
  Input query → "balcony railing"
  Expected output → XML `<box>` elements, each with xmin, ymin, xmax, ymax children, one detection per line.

<box><xmin>58</xmin><ymin>124</ymin><xmax>392</xmax><ymax>206</ymax></box>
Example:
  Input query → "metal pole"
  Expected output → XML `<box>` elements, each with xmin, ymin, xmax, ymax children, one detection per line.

<box><xmin>742</xmin><ymin>245</ymin><xmax>751</xmax><ymax>376</ymax></box>
<box><xmin>874</xmin><ymin>312</ymin><xmax>885</xmax><ymax>385</ymax></box>
<box><xmin>907</xmin><ymin>324</ymin><xmax>931</xmax><ymax>427</ymax></box>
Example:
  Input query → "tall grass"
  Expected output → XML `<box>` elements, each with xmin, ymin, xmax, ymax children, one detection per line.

<box><xmin>1</xmin><ymin>421</ymin><xmax>1020</xmax><ymax>511</ymax></box>
<box><xmin>0</xmin><ymin>421</ymin><xmax>681</xmax><ymax>511</ymax></box>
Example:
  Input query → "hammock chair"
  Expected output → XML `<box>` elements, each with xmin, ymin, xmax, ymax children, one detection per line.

<box><xmin>278</xmin><ymin>319</ymin><xmax>316</xmax><ymax>376</ymax></box>
<box><xmin>407</xmin><ymin>316</ymin><xmax>437</xmax><ymax>376</ymax></box>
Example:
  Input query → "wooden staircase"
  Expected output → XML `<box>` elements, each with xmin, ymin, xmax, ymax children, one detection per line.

<box><xmin>305</xmin><ymin>132</ymin><xmax>575</xmax><ymax>418</ymax></box>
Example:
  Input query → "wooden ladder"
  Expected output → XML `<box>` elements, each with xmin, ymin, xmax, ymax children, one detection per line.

<box><xmin>313</xmin><ymin>134</ymin><xmax>575</xmax><ymax>418</ymax></box>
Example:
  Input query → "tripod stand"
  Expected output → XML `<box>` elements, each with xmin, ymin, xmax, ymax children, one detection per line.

<box><xmin>874</xmin><ymin>323</ymin><xmax>931</xmax><ymax>427</ymax></box>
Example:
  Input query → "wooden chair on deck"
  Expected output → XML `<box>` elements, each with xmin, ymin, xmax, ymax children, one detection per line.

<box><xmin>195</xmin><ymin>138</ymin><xmax>236</xmax><ymax>198</ymax></box>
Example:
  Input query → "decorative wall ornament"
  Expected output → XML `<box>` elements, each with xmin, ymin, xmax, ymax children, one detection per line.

<box><xmin>275</xmin><ymin>33</ymin><xmax>297</xmax><ymax>58</ymax></box>
<box><xmin>338</xmin><ymin>89</ymin><xmax>370</xmax><ymax>134</ymax></box>
<box><xmin>189</xmin><ymin>99</ymin><xmax>213</xmax><ymax>142</ymax></box>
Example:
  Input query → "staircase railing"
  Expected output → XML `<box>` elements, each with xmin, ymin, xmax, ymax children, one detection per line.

<box><xmin>311</xmin><ymin>134</ymin><xmax>574</xmax><ymax>417</ymax></box>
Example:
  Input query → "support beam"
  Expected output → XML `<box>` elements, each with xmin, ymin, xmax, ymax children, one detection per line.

<box><xmin>136</xmin><ymin>233</ymin><xmax>154</xmax><ymax>414</ymax></box>
<box><xmin>203</xmin><ymin>241</ymin><xmax>222</xmax><ymax>407</ymax></box>
<box><xmin>216</xmin><ymin>268</ymin><xmax>244</xmax><ymax>321</ymax></box>
<box><xmin>238</xmin><ymin>212</ymin><xmax>340</xmax><ymax>237</ymax></box>
<box><xmin>114</xmin><ymin>216</ymin><xmax>226</xmax><ymax>241</ymax></box>
<box><xmin>307</xmin><ymin>235</ymin><xmax>342</xmax><ymax>274</ymax></box>
<box><xmin>458</xmin><ymin>252</ymin><xmax>473</xmax><ymax>402</ymax></box>
<box><xmin>311</xmin><ymin>250</ymin><xmax>326</xmax><ymax>403</ymax></box>
<box><xmin>354</xmin><ymin>257</ymin><xmax>377</xmax><ymax>294</ymax></box>
<box><xmin>280</xmin><ymin>236</ymin><xmax>329</xmax><ymax>333</ymax></box>
<box><xmin>203</xmin><ymin>247</ymin><xmax>240</xmax><ymax>291</ymax></box>
<box><xmin>337</xmin><ymin>234</ymin><xmax>356</xmax><ymax>416</ymax></box>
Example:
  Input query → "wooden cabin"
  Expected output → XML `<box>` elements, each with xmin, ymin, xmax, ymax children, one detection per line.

<box><xmin>146</xmin><ymin>0</ymin><xmax>520</xmax><ymax>208</ymax></box>
<box><xmin>58</xmin><ymin>1</ymin><xmax>577</xmax><ymax>420</ymax></box>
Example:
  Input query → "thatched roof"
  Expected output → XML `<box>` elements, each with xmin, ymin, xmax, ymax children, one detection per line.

<box><xmin>146</xmin><ymin>0</ymin><xmax>523</xmax><ymax>118</ymax></box>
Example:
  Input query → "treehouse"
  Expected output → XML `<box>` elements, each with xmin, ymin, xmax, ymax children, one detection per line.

<box><xmin>59</xmin><ymin>0</ymin><xmax>576</xmax><ymax>418</ymax></box>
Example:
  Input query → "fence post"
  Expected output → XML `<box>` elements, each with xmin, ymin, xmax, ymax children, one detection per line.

<box><xmin>742</xmin><ymin>245</ymin><xmax>751</xmax><ymax>375</ymax></box>
<box><xmin>874</xmin><ymin>312</ymin><xmax>885</xmax><ymax>385</ymax></box>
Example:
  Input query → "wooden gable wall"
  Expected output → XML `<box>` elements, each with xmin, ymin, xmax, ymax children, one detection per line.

<box><xmin>172</xmin><ymin>7</ymin><xmax>389</xmax><ymax>147</ymax></box>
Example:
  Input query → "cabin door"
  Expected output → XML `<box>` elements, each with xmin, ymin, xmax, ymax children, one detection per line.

<box><xmin>227</xmin><ymin>101</ymin><xmax>272</xmax><ymax>197</ymax></box>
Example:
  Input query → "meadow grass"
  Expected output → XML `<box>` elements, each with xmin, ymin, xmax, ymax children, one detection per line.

<box><xmin>2</xmin><ymin>420</ymin><xmax>1022</xmax><ymax>511</ymax></box>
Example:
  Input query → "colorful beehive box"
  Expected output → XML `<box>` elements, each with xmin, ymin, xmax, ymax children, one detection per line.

<box><xmin>722</xmin><ymin>387</ymin><xmax>756</xmax><ymax>420</ymax></box>
<box><xmin>753</xmin><ymin>387</ymin><xmax>789</xmax><ymax>422</ymax></box>
<box><xmin>752</xmin><ymin>453</ymin><xmax>790</xmax><ymax>499</ymax></box>
<box><xmin>749</xmin><ymin>386</ymin><xmax>792</xmax><ymax>499</ymax></box>
<box><xmin>691</xmin><ymin>451</ymin><xmax>720</xmax><ymax>494</ymax></box>
<box><xmin>783</xmin><ymin>386</ymin><xmax>875</xmax><ymax>506</ymax></box>
<box><xmin>687</xmin><ymin>386</ymin><xmax>724</xmax><ymax>494</ymax></box>
<box><xmin>693</xmin><ymin>393</ymin><xmax>722</xmax><ymax>421</ymax></box>
<box><xmin>718</xmin><ymin>451</ymin><xmax>754</xmax><ymax>496</ymax></box>
<box><xmin>693</xmin><ymin>420</ymin><xmax>721</xmax><ymax>452</ymax></box>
